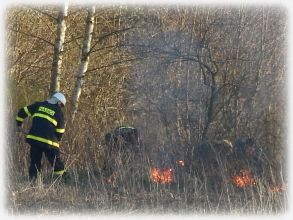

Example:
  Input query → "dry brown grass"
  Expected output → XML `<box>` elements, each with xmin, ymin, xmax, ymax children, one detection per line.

<box><xmin>6</xmin><ymin>114</ymin><xmax>287</xmax><ymax>216</ymax></box>
<box><xmin>6</xmin><ymin>150</ymin><xmax>288</xmax><ymax>215</ymax></box>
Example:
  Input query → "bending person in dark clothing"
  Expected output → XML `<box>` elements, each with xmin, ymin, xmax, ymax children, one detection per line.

<box><xmin>105</xmin><ymin>125</ymin><xmax>139</xmax><ymax>150</ymax></box>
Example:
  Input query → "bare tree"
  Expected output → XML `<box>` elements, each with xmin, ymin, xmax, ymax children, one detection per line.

<box><xmin>49</xmin><ymin>3</ymin><xmax>68</xmax><ymax>95</ymax></box>
<box><xmin>71</xmin><ymin>6</ymin><xmax>95</xmax><ymax>121</ymax></box>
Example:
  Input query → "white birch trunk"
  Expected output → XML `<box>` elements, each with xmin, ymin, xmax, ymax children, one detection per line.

<box><xmin>71</xmin><ymin>6</ymin><xmax>95</xmax><ymax>121</ymax></box>
<box><xmin>49</xmin><ymin>3</ymin><xmax>68</xmax><ymax>95</ymax></box>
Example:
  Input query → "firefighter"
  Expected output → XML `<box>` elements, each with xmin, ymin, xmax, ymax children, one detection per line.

<box><xmin>103</xmin><ymin>124</ymin><xmax>139</xmax><ymax>185</ymax></box>
<box><xmin>233</xmin><ymin>137</ymin><xmax>264</xmax><ymax>177</ymax></box>
<box><xmin>105</xmin><ymin>124</ymin><xmax>139</xmax><ymax>150</ymax></box>
<box><xmin>192</xmin><ymin>139</ymin><xmax>233</xmax><ymax>191</ymax></box>
<box><xmin>16</xmin><ymin>92</ymin><xmax>68</xmax><ymax>182</ymax></box>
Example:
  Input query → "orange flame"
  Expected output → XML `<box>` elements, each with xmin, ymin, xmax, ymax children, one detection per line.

<box><xmin>269</xmin><ymin>183</ymin><xmax>287</xmax><ymax>192</ymax></box>
<box><xmin>232</xmin><ymin>168</ymin><xmax>256</xmax><ymax>188</ymax></box>
<box><xmin>104</xmin><ymin>172</ymin><xmax>116</xmax><ymax>184</ymax></box>
<box><xmin>177</xmin><ymin>160</ymin><xmax>185</xmax><ymax>167</ymax></box>
<box><xmin>150</xmin><ymin>167</ymin><xmax>173</xmax><ymax>184</ymax></box>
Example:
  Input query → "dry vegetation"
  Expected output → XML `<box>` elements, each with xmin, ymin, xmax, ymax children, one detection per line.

<box><xmin>6</xmin><ymin>5</ymin><xmax>287</xmax><ymax>215</ymax></box>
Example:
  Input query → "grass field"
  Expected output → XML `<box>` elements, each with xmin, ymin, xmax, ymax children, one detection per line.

<box><xmin>6</xmin><ymin>153</ymin><xmax>288</xmax><ymax>215</ymax></box>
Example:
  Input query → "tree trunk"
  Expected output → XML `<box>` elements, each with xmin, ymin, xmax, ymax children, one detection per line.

<box><xmin>49</xmin><ymin>3</ymin><xmax>68</xmax><ymax>95</ymax></box>
<box><xmin>201</xmin><ymin>75</ymin><xmax>216</xmax><ymax>142</ymax></box>
<box><xmin>71</xmin><ymin>6</ymin><xmax>95</xmax><ymax>121</ymax></box>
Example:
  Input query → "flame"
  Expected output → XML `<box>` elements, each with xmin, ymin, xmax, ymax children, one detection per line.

<box><xmin>104</xmin><ymin>172</ymin><xmax>116</xmax><ymax>184</ymax></box>
<box><xmin>232</xmin><ymin>168</ymin><xmax>256</xmax><ymax>188</ymax></box>
<box><xmin>150</xmin><ymin>167</ymin><xmax>173</xmax><ymax>184</ymax></box>
<box><xmin>269</xmin><ymin>183</ymin><xmax>287</xmax><ymax>192</ymax></box>
<box><xmin>177</xmin><ymin>160</ymin><xmax>185</xmax><ymax>167</ymax></box>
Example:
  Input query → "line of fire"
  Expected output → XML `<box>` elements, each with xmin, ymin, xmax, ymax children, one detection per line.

<box><xmin>103</xmin><ymin>129</ymin><xmax>287</xmax><ymax>193</ymax></box>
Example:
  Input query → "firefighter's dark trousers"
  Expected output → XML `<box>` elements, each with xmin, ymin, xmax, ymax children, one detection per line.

<box><xmin>26</xmin><ymin>139</ymin><xmax>65</xmax><ymax>180</ymax></box>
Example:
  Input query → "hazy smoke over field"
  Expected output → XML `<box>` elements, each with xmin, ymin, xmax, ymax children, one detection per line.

<box><xmin>123</xmin><ymin>7</ymin><xmax>286</xmax><ymax>158</ymax></box>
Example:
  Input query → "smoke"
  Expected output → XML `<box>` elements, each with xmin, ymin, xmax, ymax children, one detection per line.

<box><xmin>122</xmin><ymin>6</ymin><xmax>286</xmax><ymax>160</ymax></box>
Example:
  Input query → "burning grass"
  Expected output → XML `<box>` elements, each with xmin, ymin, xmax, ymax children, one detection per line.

<box><xmin>7</xmin><ymin>144</ymin><xmax>288</xmax><ymax>215</ymax></box>
<box><xmin>8</xmin><ymin>135</ymin><xmax>287</xmax><ymax>215</ymax></box>
<box><xmin>177</xmin><ymin>160</ymin><xmax>185</xmax><ymax>167</ymax></box>
<box><xmin>150</xmin><ymin>167</ymin><xmax>174</xmax><ymax>184</ymax></box>
<box><xmin>231</xmin><ymin>167</ymin><xmax>256</xmax><ymax>188</ymax></box>
<box><xmin>268</xmin><ymin>183</ymin><xmax>287</xmax><ymax>193</ymax></box>
<box><xmin>7</xmin><ymin>169</ymin><xmax>288</xmax><ymax>215</ymax></box>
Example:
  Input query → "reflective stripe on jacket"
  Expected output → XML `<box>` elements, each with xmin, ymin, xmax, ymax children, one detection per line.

<box><xmin>16</xmin><ymin>101</ymin><xmax>65</xmax><ymax>148</ymax></box>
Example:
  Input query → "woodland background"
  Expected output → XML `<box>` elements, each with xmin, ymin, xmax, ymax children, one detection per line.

<box><xmin>6</xmin><ymin>4</ymin><xmax>287</xmax><ymax>215</ymax></box>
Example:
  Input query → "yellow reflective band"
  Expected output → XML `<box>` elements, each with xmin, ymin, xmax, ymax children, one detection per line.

<box><xmin>24</xmin><ymin>106</ymin><xmax>31</xmax><ymax>116</ymax></box>
<box><xmin>56</xmin><ymin>128</ymin><xmax>65</xmax><ymax>133</ymax></box>
<box><xmin>38</xmin><ymin>106</ymin><xmax>55</xmax><ymax>116</ymax></box>
<box><xmin>119</xmin><ymin>126</ymin><xmax>135</xmax><ymax>130</ymax></box>
<box><xmin>26</xmin><ymin>135</ymin><xmax>59</xmax><ymax>147</ymax></box>
<box><xmin>16</xmin><ymin>116</ymin><xmax>24</xmax><ymax>122</ymax></box>
<box><xmin>53</xmin><ymin>170</ymin><xmax>65</xmax><ymax>175</ymax></box>
<box><xmin>223</xmin><ymin>139</ymin><xmax>233</xmax><ymax>148</ymax></box>
<box><xmin>33</xmin><ymin>113</ymin><xmax>57</xmax><ymax>126</ymax></box>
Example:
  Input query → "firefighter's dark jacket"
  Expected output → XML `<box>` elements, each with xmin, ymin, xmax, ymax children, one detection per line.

<box><xmin>16</xmin><ymin>101</ymin><xmax>65</xmax><ymax>148</ymax></box>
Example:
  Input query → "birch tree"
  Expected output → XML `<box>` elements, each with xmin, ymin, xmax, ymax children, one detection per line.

<box><xmin>49</xmin><ymin>3</ymin><xmax>68</xmax><ymax>95</ymax></box>
<box><xmin>71</xmin><ymin>6</ymin><xmax>95</xmax><ymax>121</ymax></box>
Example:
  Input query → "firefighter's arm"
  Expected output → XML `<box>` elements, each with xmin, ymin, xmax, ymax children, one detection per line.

<box><xmin>55</xmin><ymin>112</ymin><xmax>65</xmax><ymax>141</ymax></box>
<box><xmin>16</xmin><ymin>104</ymin><xmax>34</xmax><ymax>127</ymax></box>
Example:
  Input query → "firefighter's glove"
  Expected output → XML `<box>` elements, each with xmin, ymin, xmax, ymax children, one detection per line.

<box><xmin>16</xmin><ymin>126</ymin><xmax>23</xmax><ymax>133</ymax></box>
<box><xmin>16</xmin><ymin>126</ymin><xmax>28</xmax><ymax>135</ymax></box>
